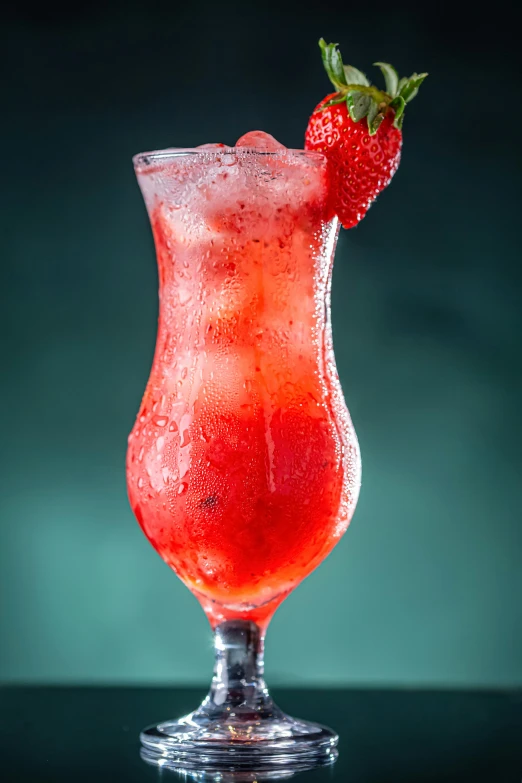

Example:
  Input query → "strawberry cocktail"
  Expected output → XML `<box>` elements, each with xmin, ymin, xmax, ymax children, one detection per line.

<box><xmin>127</xmin><ymin>41</ymin><xmax>425</xmax><ymax>772</ymax></box>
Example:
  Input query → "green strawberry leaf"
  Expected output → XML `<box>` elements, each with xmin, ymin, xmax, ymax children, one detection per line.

<box><xmin>397</xmin><ymin>76</ymin><xmax>408</xmax><ymax>94</ymax></box>
<box><xmin>390</xmin><ymin>94</ymin><xmax>406</xmax><ymax>127</ymax></box>
<box><xmin>343</xmin><ymin>65</ymin><xmax>370</xmax><ymax>87</ymax></box>
<box><xmin>319</xmin><ymin>39</ymin><xmax>348</xmax><ymax>91</ymax></box>
<box><xmin>368</xmin><ymin>111</ymin><xmax>385</xmax><ymax>136</ymax></box>
<box><xmin>319</xmin><ymin>93</ymin><xmax>349</xmax><ymax>111</ymax></box>
<box><xmin>346</xmin><ymin>91</ymin><xmax>372</xmax><ymax>123</ymax></box>
<box><xmin>366</xmin><ymin>99</ymin><xmax>379</xmax><ymax>128</ymax></box>
<box><xmin>374</xmin><ymin>62</ymin><xmax>399</xmax><ymax>97</ymax></box>
<box><xmin>399</xmin><ymin>73</ymin><xmax>428</xmax><ymax>103</ymax></box>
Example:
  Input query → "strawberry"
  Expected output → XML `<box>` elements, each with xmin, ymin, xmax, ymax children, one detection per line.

<box><xmin>305</xmin><ymin>39</ymin><xmax>427</xmax><ymax>228</ymax></box>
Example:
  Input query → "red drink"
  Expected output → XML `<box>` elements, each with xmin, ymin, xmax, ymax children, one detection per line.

<box><xmin>127</xmin><ymin>144</ymin><xmax>361</xmax><ymax>627</ymax></box>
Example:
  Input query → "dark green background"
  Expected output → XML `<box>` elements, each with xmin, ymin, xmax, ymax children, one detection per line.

<box><xmin>1</xmin><ymin>1</ymin><xmax>521</xmax><ymax>686</ymax></box>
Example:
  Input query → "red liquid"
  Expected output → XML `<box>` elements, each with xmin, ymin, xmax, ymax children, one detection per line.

<box><xmin>127</xmin><ymin>149</ymin><xmax>360</xmax><ymax>626</ymax></box>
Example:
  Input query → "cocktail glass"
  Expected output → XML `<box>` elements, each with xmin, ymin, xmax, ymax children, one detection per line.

<box><xmin>127</xmin><ymin>144</ymin><xmax>361</xmax><ymax>770</ymax></box>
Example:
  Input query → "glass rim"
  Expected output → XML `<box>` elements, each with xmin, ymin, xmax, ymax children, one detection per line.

<box><xmin>133</xmin><ymin>147</ymin><xmax>326</xmax><ymax>170</ymax></box>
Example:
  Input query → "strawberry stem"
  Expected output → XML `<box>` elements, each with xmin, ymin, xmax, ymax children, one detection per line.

<box><xmin>317</xmin><ymin>39</ymin><xmax>427</xmax><ymax>134</ymax></box>
<box><xmin>343</xmin><ymin>84</ymin><xmax>389</xmax><ymax>105</ymax></box>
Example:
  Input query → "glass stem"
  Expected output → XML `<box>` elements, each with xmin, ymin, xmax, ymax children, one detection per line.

<box><xmin>201</xmin><ymin>620</ymin><xmax>278</xmax><ymax>718</ymax></box>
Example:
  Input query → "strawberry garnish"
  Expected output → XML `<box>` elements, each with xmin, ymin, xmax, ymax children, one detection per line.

<box><xmin>305</xmin><ymin>39</ymin><xmax>427</xmax><ymax>229</ymax></box>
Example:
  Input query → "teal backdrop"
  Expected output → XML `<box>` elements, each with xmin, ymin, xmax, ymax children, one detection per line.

<box><xmin>1</xmin><ymin>0</ymin><xmax>521</xmax><ymax>686</ymax></box>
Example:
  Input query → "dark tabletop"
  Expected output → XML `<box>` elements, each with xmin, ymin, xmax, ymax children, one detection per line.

<box><xmin>1</xmin><ymin>687</ymin><xmax>521</xmax><ymax>782</ymax></box>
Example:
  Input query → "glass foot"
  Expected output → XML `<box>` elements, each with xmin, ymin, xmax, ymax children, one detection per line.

<box><xmin>141</xmin><ymin>710</ymin><xmax>337</xmax><ymax>770</ymax></box>
<box><xmin>141</xmin><ymin>714</ymin><xmax>337</xmax><ymax>771</ymax></box>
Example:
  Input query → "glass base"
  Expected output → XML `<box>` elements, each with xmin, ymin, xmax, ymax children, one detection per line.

<box><xmin>140</xmin><ymin>620</ymin><xmax>338</xmax><ymax>775</ymax></box>
<box><xmin>140</xmin><ymin>709</ymin><xmax>338</xmax><ymax>771</ymax></box>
